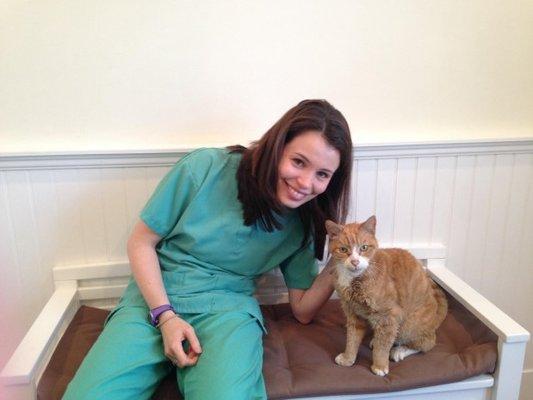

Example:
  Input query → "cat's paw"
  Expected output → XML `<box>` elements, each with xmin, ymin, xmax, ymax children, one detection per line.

<box><xmin>369</xmin><ymin>338</ymin><xmax>374</xmax><ymax>349</ymax></box>
<box><xmin>335</xmin><ymin>353</ymin><xmax>356</xmax><ymax>367</ymax></box>
<box><xmin>390</xmin><ymin>346</ymin><xmax>419</xmax><ymax>362</ymax></box>
<box><xmin>370</xmin><ymin>364</ymin><xmax>389</xmax><ymax>376</ymax></box>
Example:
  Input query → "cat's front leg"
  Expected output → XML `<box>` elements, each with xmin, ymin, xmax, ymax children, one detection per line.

<box><xmin>335</xmin><ymin>316</ymin><xmax>366</xmax><ymax>367</ymax></box>
<box><xmin>370</xmin><ymin>319</ymin><xmax>398</xmax><ymax>376</ymax></box>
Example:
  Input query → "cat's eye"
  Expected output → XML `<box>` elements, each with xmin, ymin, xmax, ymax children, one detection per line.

<box><xmin>338</xmin><ymin>246</ymin><xmax>349</xmax><ymax>254</ymax></box>
<box><xmin>360</xmin><ymin>245</ymin><xmax>369</xmax><ymax>252</ymax></box>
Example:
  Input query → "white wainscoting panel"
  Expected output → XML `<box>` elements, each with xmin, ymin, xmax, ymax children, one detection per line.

<box><xmin>1</xmin><ymin>139</ymin><xmax>532</xmax><ymax>397</ymax></box>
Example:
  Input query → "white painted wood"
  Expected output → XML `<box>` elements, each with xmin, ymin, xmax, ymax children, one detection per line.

<box><xmin>0</xmin><ymin>282</ymin><xmax>78</xmax><ymax>385</ymax></box>
<box><xmin>447</xmin><ymin>155</ymin><xmax>476</xmax><ymax>278</ymax></box>
<box><xmin>382</xmin><ymin>244</ymin><xmax>446</xmax><ymax>260</ymax></box>
<box><xmin>411</xmin><ymin>157</ymin><xmax>436</xmax><ymax>244</ymax></box>
<box><xmin>1</xmin><ymin>139</ymin><xmax>531</xmax><ymax>170</ymax></box>
<box><xmin>462</xmin><ymin>155</ymin><xmax>495</xmax><ymax>290</ymax></box>
<box><xmin>78</xmin><ymin>284</ymin><xmax>128</xmax><ymax>301</ymax></box>
<box><xmin>28</xmin><ymin>170</ymin><xmax>60</xmax><ymax>306</ymax></box>
<box><xmin>3</xmin><ymin>171</ymin><xmax>41</xmax><ymax>295</ymax></box>
<box><xmin>354</xmin><ymin>159</ymin><xmax>377</xmax><ymax>220</ymax></box>
<box><xmin>51</xmin><ymin>244</ymin><xmax>445</xmax><ymax>306</ymax></box>
<box><xmin>100</xmin><ymin>168</ymin><xmax>129</xmax><ymax>261</ymax></box>
<box><xmin>491</xmin><ymin>341</ymin><xmax>528</xmax><ymax>400</ymax></box>
<box><xmin>374</xmin><ymin>158</ymin><xmax>396</xmax><ymax>243</ymax></box>
<box><xmin>0</xmin><ymin>171</ymin><xmax>24</xmax><ymax>373</ymax></box>
<box><xmin>77</xmin><ymin>169</ymin><xmax>108</xmax><ymax>264</ymax></box>
<box><xmin>123</xmin><ymin>167</ymin><xmax>150</xmax><ymax>234</ymax></box>
<box><xmin>393</xmin><ymin>158</ymin><xmax>417</xmax><ymax>243</ymax></box>
<box><xmin>346</xmin><ymin>159</ymin><xmax>358</xmax><ymax>222</ymax></box>
<box><xmin>351</xmin><ymin>139</ymin><xmax>533</xmax><ymax>160</ymax></box>
<box><xmin>2</xmin><ymin>170</ymin><xmax>51</xmax><ymax>371</ymax></box>
<box><xmin>427</xmin><ymin>263</ymin><xmax>530</xmax><ymax>343</ymax></box>
<box><xmin>53</xmin><ymin>261</ymin><xmax>131</xmax><ymax>281</ymax></box>
<box><xmin>430</xmin><ymin>156</ymin><xmax>455</xmax><ymax>246</ymax></box>
<box><xmin>517</xmin><ymin>169</ymin><xmax>533</xmax><ymax>386</ymax></box>
<box><xmin>497</xmin><ymin>153</ymin><xmax>532</xmax><ymax>319</ymax></box>
<box><xmin>0</xmin><ymin>150</ymin><xmax>190</xmax><ymax>170</ymax></box>
<box><xmin>480</xmin><ymin>154</ymin><xmax>514</xmax><ymax>305</ymax></box>
<box><xmin>53</xmin><ymin>169</ymin><xmax>86</xmax><ymax>266</ymax></box>
<box><xmin>292</xmin><ymin>374</ymin><xmax>493</xmax><ymax>399</ymax></box>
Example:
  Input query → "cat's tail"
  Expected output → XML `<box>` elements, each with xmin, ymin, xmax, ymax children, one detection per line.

<box><xmin>432</xmin><ymin>281</ymin><xmax>448</xmax><ymax>328</ymax></box>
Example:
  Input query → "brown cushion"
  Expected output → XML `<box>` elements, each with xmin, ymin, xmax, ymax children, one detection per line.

<box><xmin>37</xmin><ymin>296</ymin><xmax>497</xmax><ymax>400</ymax></box>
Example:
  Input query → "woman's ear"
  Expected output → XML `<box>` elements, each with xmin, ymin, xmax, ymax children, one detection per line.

<box><xmin>325</xmin><ymin>220</ymin><xmax>343</xmax><ymax>239</ymax></box>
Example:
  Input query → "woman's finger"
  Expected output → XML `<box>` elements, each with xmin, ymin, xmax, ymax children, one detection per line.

<box><xmin>173</xmin><ymin>342</ymin><xmax>197</xmax><ymax>367</ymax></box>
<box><xmin>184</xmin><ymin>329</ymin><xmax>203</xmax><ymax>354</ymax></box>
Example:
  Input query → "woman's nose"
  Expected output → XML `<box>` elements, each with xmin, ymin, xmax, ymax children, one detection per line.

<box><xmin>297</xmin><ymin>172</ymin><xmax>313</xmax><ymax>191</ymax></box>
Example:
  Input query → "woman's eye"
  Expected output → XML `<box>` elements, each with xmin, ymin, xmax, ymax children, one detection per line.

<box><xmin>317</xmin><ymin>171</ymin><xmax>330</xmax><ymax>179</ymax></box>
<box><xmin>360</xmin><ymin>245</ymin><xmax>369</xmax><ymax>251</ymax></box>
<box><xmin>292</xmin><ymin>158</ymin><xmax>304</xmax><ymax>167</ymax></box>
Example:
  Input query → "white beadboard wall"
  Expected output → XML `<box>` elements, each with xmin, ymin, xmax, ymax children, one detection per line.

<box><xmin>1</xmin><ymin>139</ymin><xmax>532</xmax><ymax>396</ymax></box>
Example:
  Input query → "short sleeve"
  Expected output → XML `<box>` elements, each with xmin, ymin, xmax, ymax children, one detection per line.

<box><xmin>279</xmin><ymin>239</ymin><xmax>318</xmax><ymax>289</ymax></box>
<box><xmin>140</xmin><ymin>149</ymin><xmax>213</xmax><ymax>238</ymax></box>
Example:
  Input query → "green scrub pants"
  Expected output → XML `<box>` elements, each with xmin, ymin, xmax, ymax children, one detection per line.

<box><xmin>62</xmin><ymin>305</ymin><xmax>266</xmax><ymax>400</ymax></box>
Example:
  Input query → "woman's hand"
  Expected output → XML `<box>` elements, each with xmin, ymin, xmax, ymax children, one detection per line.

<box><xmin>159</xmin><ymin>313</ymin><xmax>203</xmax><ymax>368</ymax></box>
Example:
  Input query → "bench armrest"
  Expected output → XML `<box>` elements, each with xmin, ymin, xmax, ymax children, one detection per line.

<box><xmin>427</xmin><ymin>260</ymin><xmax>529</xmax><ymax>343</ymax></box>
<box><xmin>1</xmin><ymin>281</ymin><xmax>79</xmax><ymax>397</ymax></box>
<box><xmin>427</xmin><ymin>260</ymin><xmax>530</xmax><ymax>400</ymax></box>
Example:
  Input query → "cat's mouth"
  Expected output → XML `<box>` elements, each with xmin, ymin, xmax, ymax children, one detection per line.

<box><xmin>344</xmin><ymin>265</ymin><xmax>366</xmax><ymax>275</ymax></box>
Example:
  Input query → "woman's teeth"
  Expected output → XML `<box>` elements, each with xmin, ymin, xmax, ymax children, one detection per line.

<box><xmin>286</xmin><ymin>182</ymin><xmax>305</xmax><ymax>200</ymax></box>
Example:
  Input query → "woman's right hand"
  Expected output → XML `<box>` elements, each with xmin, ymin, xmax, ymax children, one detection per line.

<box><xmin>159</xmin><ymin>313</ymin><xmax>203</xmax><ymax>368</ymax></box>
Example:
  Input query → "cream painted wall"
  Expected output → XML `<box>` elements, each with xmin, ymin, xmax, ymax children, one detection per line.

<box><xmin>1</xmin><ymin>0</ymin><xmax>532</xmax><ymax>152</ymax></box>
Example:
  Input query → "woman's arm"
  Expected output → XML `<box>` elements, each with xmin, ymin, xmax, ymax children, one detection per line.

<box><xmin>127</xmin><ymin>220</ymin><xmax>202</xmax><ymax>367</ymax></box>
<box><xmin>127</xmin><ymin>220</ymin><xmax>170</xmax><ymax>309</ymax></box>
<box><xmin>287</xmin><ymin>260</ymin><xmax>336</xmax><ymax>324</ymax></box>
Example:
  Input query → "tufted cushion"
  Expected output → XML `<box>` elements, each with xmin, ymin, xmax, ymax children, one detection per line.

<box><xmin>37</xmin><ymin>296</ymin><xmax>497</xmax><ymax>399</ymax></box>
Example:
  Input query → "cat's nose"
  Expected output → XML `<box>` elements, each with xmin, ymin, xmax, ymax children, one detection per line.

<box><xmin>350</xmin><ymin>259</ymin><xmax>359</xmax><ymax>267</ymax></box>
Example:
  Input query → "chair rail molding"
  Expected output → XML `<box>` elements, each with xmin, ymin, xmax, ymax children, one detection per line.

<box><xmin>1</xmin><ymin>138</ymin><xmax>532</xmax><ymax>170</ymax></box>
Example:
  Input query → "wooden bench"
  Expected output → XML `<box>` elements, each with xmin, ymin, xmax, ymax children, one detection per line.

<box><xmin>1</xmin><ymin>245</ymin><xmax>530</xmax><ymax>399</ymax></box>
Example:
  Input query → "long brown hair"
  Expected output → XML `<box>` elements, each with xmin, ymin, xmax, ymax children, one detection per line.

<box><xmin>228</xmin><ymin>99</ymin><xmax>352</xmax><ymax>259</ymax></box>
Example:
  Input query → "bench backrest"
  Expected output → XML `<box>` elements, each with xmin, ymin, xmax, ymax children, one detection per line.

<box><xmin>53</xmin><ymin>245</ymin><xmax>446</xmax><ymax>310</ymax></box>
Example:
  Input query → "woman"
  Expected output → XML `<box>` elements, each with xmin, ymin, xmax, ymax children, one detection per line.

<box><xmin>63</xmin><ymin>99</ymin><xmax>353</xmax><ymax>399</ymax></box>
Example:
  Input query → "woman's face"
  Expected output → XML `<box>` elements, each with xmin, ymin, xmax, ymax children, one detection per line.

<box><xmin>277</xmin><ymin>130</ymin><xmax>341</xmax><ymax>208</ymax></box>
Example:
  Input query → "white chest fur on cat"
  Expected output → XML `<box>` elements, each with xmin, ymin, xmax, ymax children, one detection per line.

<box><xmin>336</xmin><ymin>264</ymin><xmax>356</xmax><ymax>289</ymax></box>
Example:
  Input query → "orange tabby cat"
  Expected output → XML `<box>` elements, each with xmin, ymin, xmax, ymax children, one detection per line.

<box><xmin>326</xmin><ymin>216</ymin><xmax>447</xmax><ymax>376</ymax></box>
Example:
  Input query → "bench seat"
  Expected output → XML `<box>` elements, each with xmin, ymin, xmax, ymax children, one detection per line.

<box><xmin>37</xmin><ymin>296</ymin><xmax>497</xmax><ymax>400</ymax></box>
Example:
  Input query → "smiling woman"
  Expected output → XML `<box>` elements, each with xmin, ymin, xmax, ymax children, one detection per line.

<box><xmin>62</xmin><ymin>99</ymin><xmax>353</xmax><ymax>400</ymax></box>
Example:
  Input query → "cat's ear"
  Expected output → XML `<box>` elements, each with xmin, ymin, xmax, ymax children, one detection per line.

<box><xmin>325</xmin><ymin>220</ymin><xmax>343</xmax><ymax>239</ymax></box>
<box><xmin>361</xmin><ymin>215</ymin><xmax>377</xmax><ymax>235</ymax></box>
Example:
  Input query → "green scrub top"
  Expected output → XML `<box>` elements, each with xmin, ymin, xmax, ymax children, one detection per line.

<box><xmin>118</xmin><ymin>148</ymin><xmax>318</xmax><ymax>331</ymax></box>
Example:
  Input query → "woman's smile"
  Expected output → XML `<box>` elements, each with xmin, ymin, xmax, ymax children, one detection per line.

<box><xmin>284</xmin><ymin>180</ymin><xmax>310</xmax><ymax>201</ymax></box>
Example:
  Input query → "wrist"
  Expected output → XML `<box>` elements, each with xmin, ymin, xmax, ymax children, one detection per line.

<box><xmin>157</xmin><ymin>313</ymin><xmax>180</xmax><ymax>329</ymax></box>
<box><xmin>149</xmin><ymin>303</ymin><xmax>175</xmax><ymax>326</ymax></box>
<box><xmin>159</xmin><ymin>310</ymin><xmax>176</xmax><ymax>321</ymax></box>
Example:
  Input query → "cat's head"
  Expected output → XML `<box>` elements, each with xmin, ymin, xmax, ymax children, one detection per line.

<box><xmin>325</xmin><ymin>215</ymin><xmax>379</xmax><ymax>276</ymax></box>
